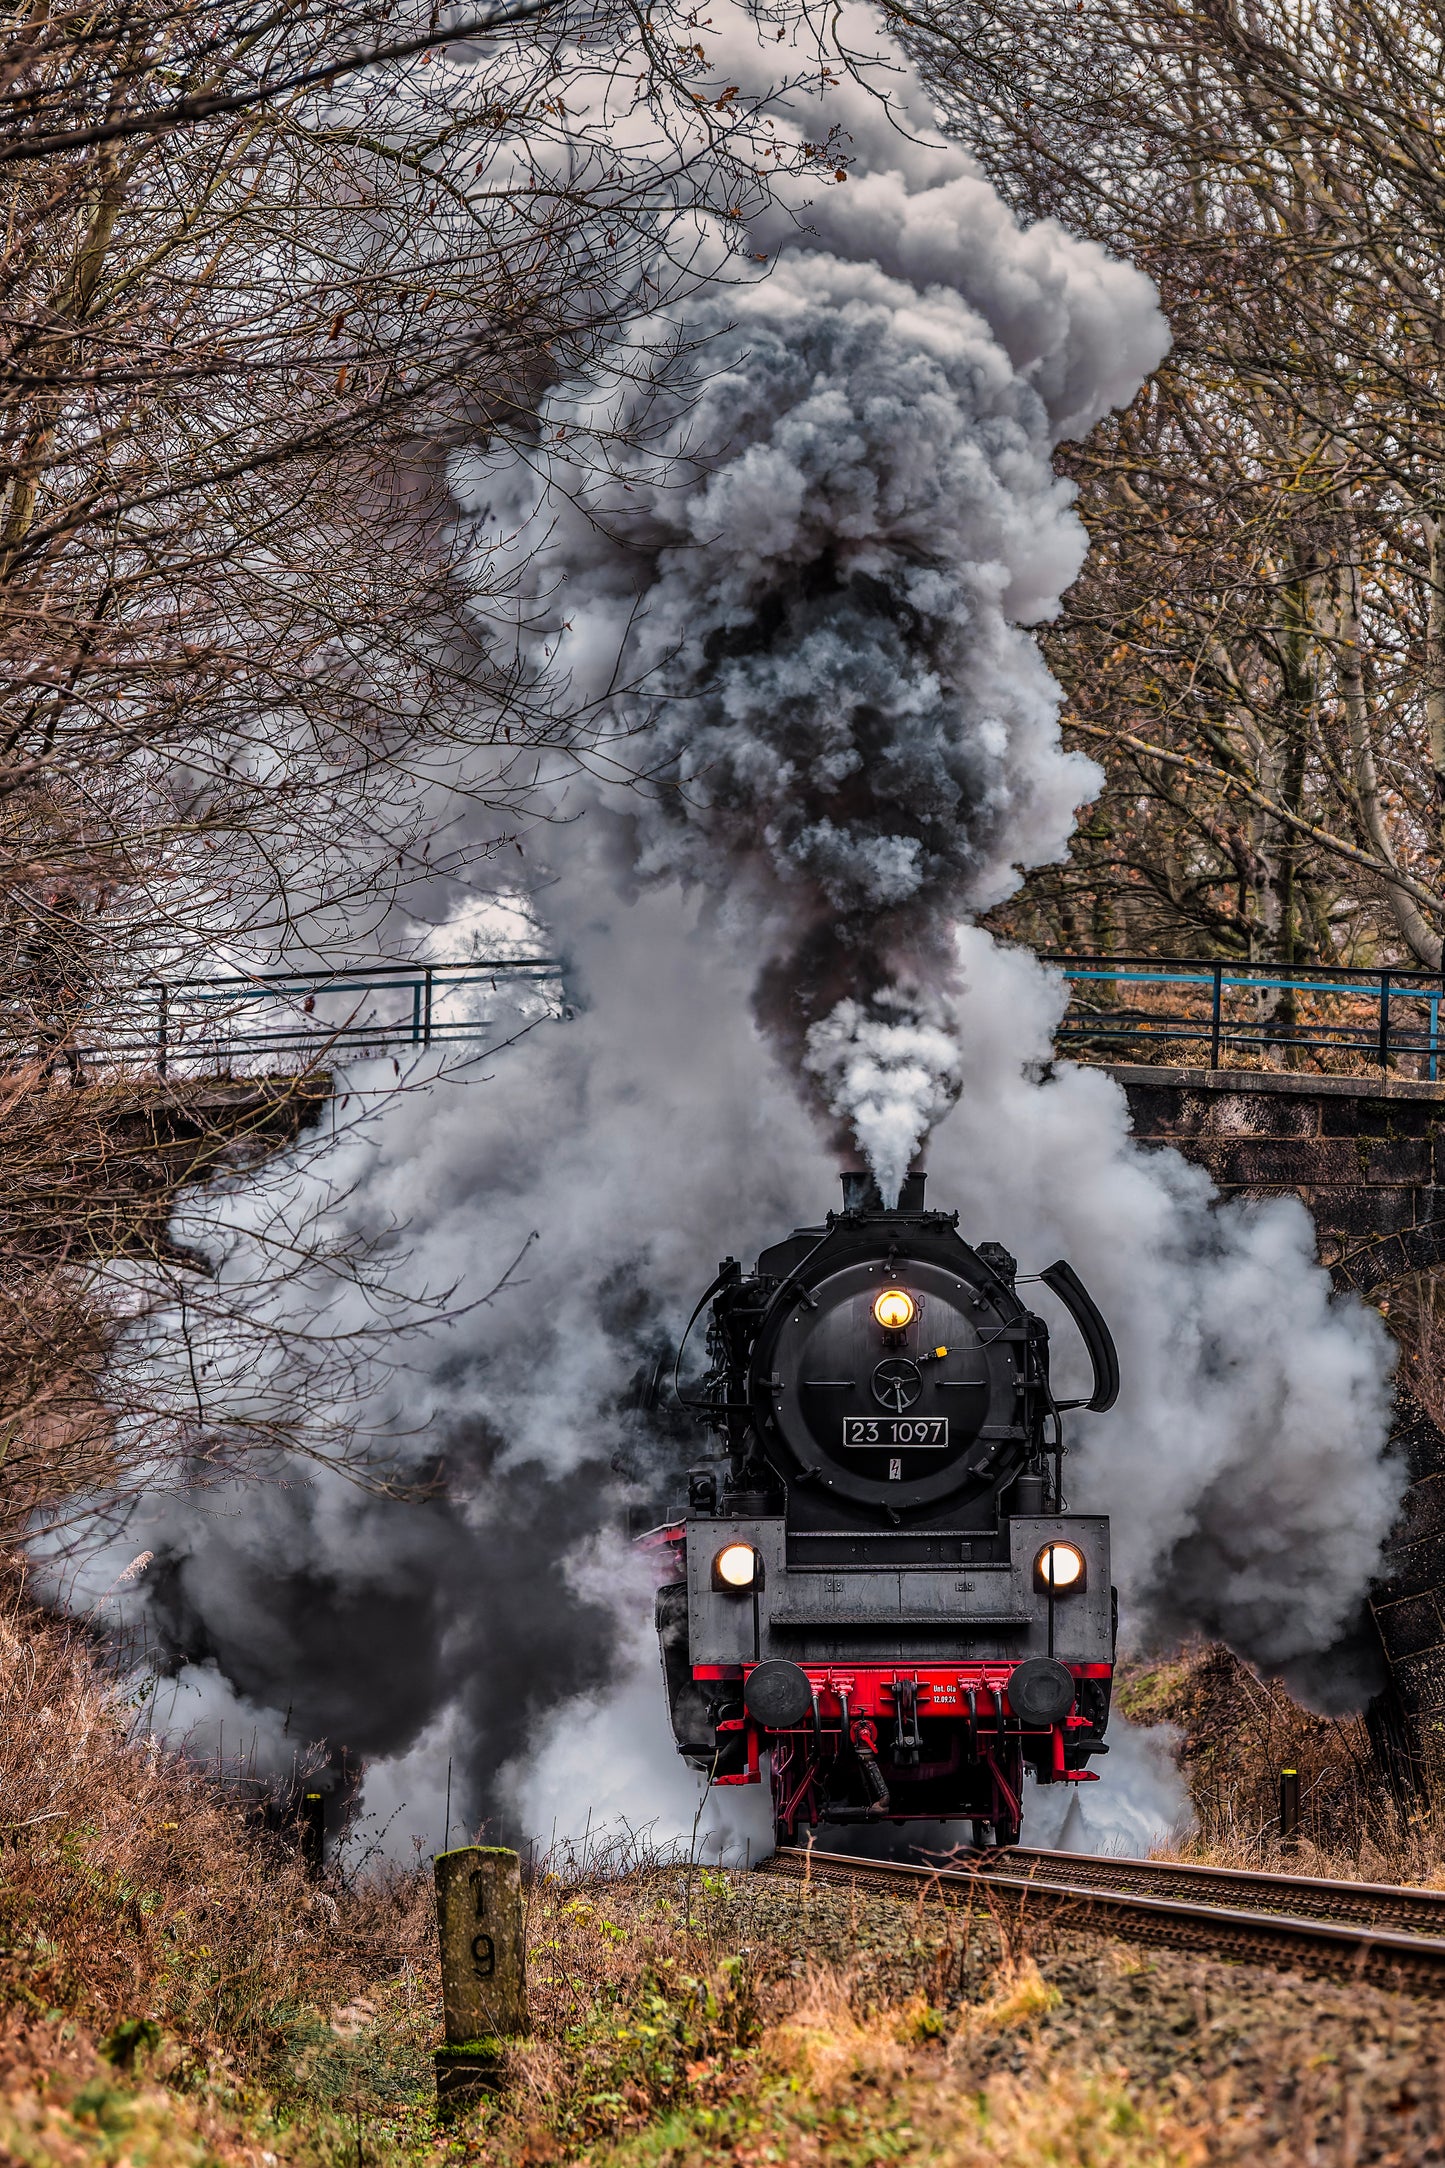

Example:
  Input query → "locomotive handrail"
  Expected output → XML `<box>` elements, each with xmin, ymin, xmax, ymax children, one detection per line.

<box><xmin>1045</xmin><ymin>952</ymin><xmax>1445</xmax><ymax>1081</ymax></box>
<box><xmin>1038</xmin><ymin>1260</ymin><xmax>1120</xmax><ymax>1413</ymax></box>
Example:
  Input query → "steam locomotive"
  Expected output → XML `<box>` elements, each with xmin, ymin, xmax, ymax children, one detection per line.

<box><xmin>645</xmin><ymin>1173</ymin><xmax>1119</xmax><ymax>1846</ymax></box>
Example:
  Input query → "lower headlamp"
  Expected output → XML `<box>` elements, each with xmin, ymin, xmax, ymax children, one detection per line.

<box><xmin>1034</xmin><ymin>1540</ymin><xmax>1086</xmax><ymax>1593</ymax></box>
<box><xmin>713</xmin><ymin>1542</ymin><xmax>761</xmax><ymax>1591</ymax></box>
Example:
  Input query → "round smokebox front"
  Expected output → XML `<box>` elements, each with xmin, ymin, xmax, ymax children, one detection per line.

<box><xmin>757</xmin><ymin>1253</ymin><xmax>1019</xmax><ymax>1508</ymax></box>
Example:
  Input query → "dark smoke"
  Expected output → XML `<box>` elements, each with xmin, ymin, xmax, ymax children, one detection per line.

<box><xmin>126</xmin><ymin>1442</ymin><xmax>626</xmax><ymax>1832</ymax></box>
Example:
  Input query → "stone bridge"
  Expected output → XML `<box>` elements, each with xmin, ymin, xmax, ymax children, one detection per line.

<box><xmin>1108</xmin><ymin>1062</ymin><xmax>1445</xmax><ymax>1791</ymax></box>
<box><xmin>1111</xmin><ymin>1063</ymin><xmax>1445</xmax><ymax>1294</ymax></box>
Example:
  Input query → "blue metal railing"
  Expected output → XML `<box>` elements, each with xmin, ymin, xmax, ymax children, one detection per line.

<box><xmin>1047</xmin><ymin>954</ymin><xmax>1445</xmax><ymax>1081</ymax></box>
<box><xmin>16</xmin><ymin>947</ymin><xmax>1445</xmax><ymax>1085</ymax></box>
<box><xmin>13</xmin><ymin>954</ymin><xmax>562</xmax><ymax>1076</ymax></box>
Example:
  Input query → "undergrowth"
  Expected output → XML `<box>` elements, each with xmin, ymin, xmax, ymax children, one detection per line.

<box><xmin>0</xmin><ymin>1583</ymin><xmax>440</xmax><ymax>2162</ymax></box>
<box><xmin>10</xmin><ymin>1581</ymin><xmax>1445</xmax><ymax>2165</ymax></box>
<box><xmin>0</xmin><ymin>1580</ymin><xmax>1222</xmax><ymax>2166</ymax></box>
<box><xmin>1119</xmin><ymin>1638</ymin><xmax>1445</xmax><ymax>1882</ymax></box>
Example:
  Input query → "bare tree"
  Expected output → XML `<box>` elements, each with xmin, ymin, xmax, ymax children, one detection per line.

<box><xmin>897</xmin><ymin>0</ymin><xmax>1445</xmax><ymax>970</ymax></box>
<box><xmin>0</xmin><ymin>0</ymin><xmax>794</xmax><ymax>994</ymax></box>
<box><xmin>0</xmin><ymin>0</ymin><xmax>822</xmax><ymax>1521</ymax></box>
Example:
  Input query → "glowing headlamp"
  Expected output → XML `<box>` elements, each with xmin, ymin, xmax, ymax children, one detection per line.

<box><xmin>872</xmin><ymin>1287</ymin><xmax>916</xmax><ymax>1330</ymax></box>
<box><xmin>713</xmin><ymin>1542</ymin><xmax>761</xmax><ymax>1591</ymax></box>
<box><xmin>1034</xmin><ymin>1541</ymin><xmax>1086</xmax><ymax>1594</ymax></box>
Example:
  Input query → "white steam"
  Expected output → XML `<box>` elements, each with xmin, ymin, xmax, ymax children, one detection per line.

<box><xmin>804</xmin><ymin>990</ymin><xmax>964</xmax><ymax>1207</ymax></box>
<box><xmin>928</xmin><ymin>931</ymin><xmax>1397</xmax><ymax>1696</ymax></box>
<box><xmin>1024</xmin><ymin>1715</ymin><xmax>1192</xmax><ymax>1857</ymax></box>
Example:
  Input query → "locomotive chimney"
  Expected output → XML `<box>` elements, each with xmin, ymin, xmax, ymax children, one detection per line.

<box><xmin>841</xmin><ymin>1170</ymin><xmax>882</xmax><ymax>1213</ymax></box>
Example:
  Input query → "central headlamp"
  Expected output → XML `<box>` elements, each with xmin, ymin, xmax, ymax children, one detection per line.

<box><xmin>713</xmin><ymin>1542</ymin><xmax>760</xmax><ymax>1591</ymax></box>
<box><xmin>1034</xmin><ymin>1540</ymin><xmax>1086</xmax><ymax>1594</ymax></box>
<box><xmin>872</xmin><ymin>1287</ymin><xmax>916</xmax><ymax>1330</ymax></box>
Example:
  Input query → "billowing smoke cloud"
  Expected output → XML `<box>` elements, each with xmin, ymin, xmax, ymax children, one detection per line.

<box><xmin>35</xmin><ymin>870</ymin><xmax>828</xmax><ymax>1852</ymax></box>
<box><xmin>29</xmin><ymin>0</ymin><xmax>1399</xmax><ymax>1856</ymax></box>
<box><xmin>925</xmin><ymin>930</ymin><xmax>1397</xmax><ymax>1701</ymax></box>
<box><xmin>465</xmin><ymin>36</ymin><xmax>1167</xmax><ymax>1198</ymax></box>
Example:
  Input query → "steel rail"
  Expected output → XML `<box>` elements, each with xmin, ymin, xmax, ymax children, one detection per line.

<box><xmin>763</xmin><ymin>1847</ymin><xmax>1445</xmax><ymax>1996</ymax></box>
<box><xmin>948</xmin><ymin>1843</ymin><xmax>1445</xmax><ymax>1935</ymax></box>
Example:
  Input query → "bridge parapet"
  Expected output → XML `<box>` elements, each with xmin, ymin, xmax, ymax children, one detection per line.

<box><xmin>1055</xmin><ymin>954</ymin><xmax>1445</xmax><ymax>1077</ymax></box>
<box><xmin>1110</xmin><ymin>1063</ymin><xmax>1445</xmax><ymax>1294</ymax></box>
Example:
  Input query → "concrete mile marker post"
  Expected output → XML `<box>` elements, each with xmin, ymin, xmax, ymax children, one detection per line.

<box><xmin>434</xmin><ymin>1845</ymin><xmax>527</xmax><ymax>2104</ymax></box>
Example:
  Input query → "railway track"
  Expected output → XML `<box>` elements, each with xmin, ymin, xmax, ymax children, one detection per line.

<box><xmin>954</xmin><ymin>1843</ymin><xmax>1445</xmax><ymax>1934</ymax></box>
<box><xmin>764</xmin><ymin>1845</ymin><xmax>1445</xmax><ymax>1995</ymax></box>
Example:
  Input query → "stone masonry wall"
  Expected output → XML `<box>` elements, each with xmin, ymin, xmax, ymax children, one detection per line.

<box><xmin>1109</xmin><ymin>1062</ymin><xmax>1445</xmax><ymax>1792</ymax></box>
<box><xmin>1111</xmin><ymin>1063</ymin><xmax>1445</xmax><ymax>1294</ymax></box>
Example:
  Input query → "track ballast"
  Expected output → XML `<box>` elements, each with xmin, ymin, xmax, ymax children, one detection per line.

<box><xmin>763</xmin><ymin>1845</ymin><xmax>1445</xmax><ymax>1996</ymax></box>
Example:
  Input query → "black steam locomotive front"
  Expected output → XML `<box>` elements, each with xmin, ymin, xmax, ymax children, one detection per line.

<box><xmin>645</xmin><ymin>1173</ymin><xmax>1119</xmax><ymax>1845</ymax></box>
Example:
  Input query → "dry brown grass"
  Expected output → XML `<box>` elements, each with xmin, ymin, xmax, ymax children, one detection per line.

<box><xmin>760</xmin><ymin>1961</ymin><xmax>1195</xmax><ymax>2168</ymax></box>
<box><xmin>616</xmin><ymin>1879</ymin><xmax>1445</xmax><ymax>2168</ymax></box>
<box><xmin>0</xmin><ymin>1614</ymin><xmax>777</xmax><ymax>2162</ymax></box>
<box><xmin>0</xmin><ymin>1579</ymin><xmax>437</xmax><ymax>2075</ymax></box>
<box><xmin>8</xmin><ymin>1521</ymin><xmax>1445</xmax><ymax>2165</ymax></box>
<box><xmin>469</xmin><ymin>1874</ymin><xmax>1144</xmax><ymax>2168</ymax></box>
<box><xmin>2</xmin><ymin>1657</ymin><xmax>1440</xmax><ymax>2168</ymax></box>
<box><xmin>1118</xmin><ymin>1640</ymin><xmax>1445</xmax><ymax>1882</ymax></box>
<box><xmin>492</xmin><ymin>1858</ymin><xmax>761</xmax><ymax>2155</ymax></box>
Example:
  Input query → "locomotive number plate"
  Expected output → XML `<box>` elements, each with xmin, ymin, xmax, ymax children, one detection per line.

<box><xmin>842</xmin><ymin>1418</ymin><xmax>949</xmax><ymax>1448</ymax></box>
